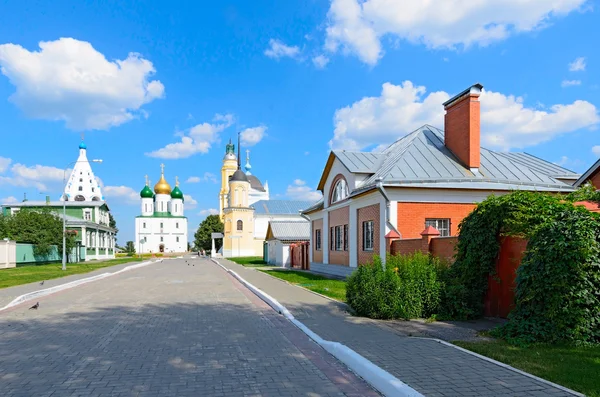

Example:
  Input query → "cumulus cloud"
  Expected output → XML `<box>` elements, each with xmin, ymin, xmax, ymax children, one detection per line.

<box><xmin>0</xmin><ymin>163</ymin><xmax>69</xmax><ymax>191</ymax></box>
<box><xmin>103</xmin><ymin>185</ymin><xmax>139</xmax><ymax>205</ymax></box>
<box><xmin>240</xmin><ymin>126</ymin><xmax>267</xmax><ymax>147</ymax></box>
<box><xmin>264</xmin><ymin>39</ymin><xmax>301</xmax><ymax>60</ymax></box>
<box><xmin>146</xmin><ymin>114</ymin><xmax>234</xmax><ymax>159</ymax></box>
<box><xmin>198</xmin><ymin>208</ymin><xmax>219</xmax><ymax>216</ymax></box>
<box><xmin>592</xmin><ymin>146</ymin><xmax>600</xmax><ymax>157</ymax></box>
<box><xmin>0</xmin><ymin>196</ymin><xmax>19</xmax><ymax>205</ymax></box>
<box><xmin>0</xmin><ymin>37</ymin><xmax>164</xmax><ymax>130</ymax></box>
<box><xmin>183</xmin><ymin>194</ymin><xmax>197</xmax><ymax>210</ymax></box>
<box><xmin>286</xmin><ymin>179</ymin><xmax>322</xmax><ymax>202</ymax></box>
<box><xmin>569</xmin><ymin>56</ymin><xmax>586</xmax><ymax>71</ymax></box>
<box><xmin>0</xmin><ymin>156</ymin><xmax>11</xmax><ymax>173</ymax></box>
<box><xmin>331</xmin><ymin>81</ymin><xmax>600</xmax><ymax>151</ymax></box>
<box><xmin>562</xmin><ymin>79</ymin><xmax>581</xmax><ymax>87</ymax></box>
<box><xmin>312</xmin><ymin>55</ymin><xmax>330</xmax><ymax>69</ymax></box>
<box><xmin>324</xmin><ymin>0</ymin><xmax>587</xmax><ymax>65</ymax></box>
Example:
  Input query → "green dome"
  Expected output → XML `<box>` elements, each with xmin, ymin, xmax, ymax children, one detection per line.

<box><xmin>140</xmin><ymin>185</ymin><xmax>154</xmax><ymax>198</ymax></box>
<box><xmin>171</xmin><ymin>186</ymin><xmax>184</xmax><ymax>201</ymax></box>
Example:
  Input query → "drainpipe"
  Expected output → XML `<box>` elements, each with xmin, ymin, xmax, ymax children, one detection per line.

<box><xmin>376</xmin><ymin>178</ymin><xmax>401</xmax><ymax>236</ymax></box>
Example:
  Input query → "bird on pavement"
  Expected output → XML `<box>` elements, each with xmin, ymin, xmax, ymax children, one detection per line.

<box><xmin>29</xmin><ymin>302</ymin><xmax>39</xmax><ymax>310</ymax></box>
<box><xmin>40</xmin><ymin>281</ymin><xmax>44</xmax><ymax>286</ymax></box>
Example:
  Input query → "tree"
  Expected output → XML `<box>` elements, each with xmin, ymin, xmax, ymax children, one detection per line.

<box><xmin>125</xmin><ymin>241</ymin><xmax>136</xmax><ymax>255</ymax></box>
<box><xmin>109</xmin><ymin>213</ymin><xmax>118</xmax><ymax>236</ymax></box>
<box><xmin>194</xmin><ymin>215</ymin><xmax>223</xmax><ymax>252</ymax></box>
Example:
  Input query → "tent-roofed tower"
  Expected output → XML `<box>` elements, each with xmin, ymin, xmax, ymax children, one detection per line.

<box><xmin>61</xmin><ymin>139</ymin><xmax>104</xmax><ymax>202</ymax></box>
<box><xmin>219</xmin><ymin>138</ymin><xmax>238</xmax><ymax>220</ymax></box>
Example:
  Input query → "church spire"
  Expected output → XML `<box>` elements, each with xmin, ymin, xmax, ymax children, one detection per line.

<box><xmin>245</xmin><ymin>150</ymin><xmax>252</xmax><ymax>175</ymax></box>
<box><xmin>237</xmin><ymin>132</ymin><xmax>241</xmax><ymax>170</ymax></box>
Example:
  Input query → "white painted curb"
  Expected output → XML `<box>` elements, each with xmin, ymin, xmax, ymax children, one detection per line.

<box><xmin>211</xmin><ymin>258</ymin><xmax>423</xmax><ymax>397</ymax></box>
<box><xmin>0</xmin><ymin>259</ymin><xmax>162</xmax><ymax>313</ymax></box>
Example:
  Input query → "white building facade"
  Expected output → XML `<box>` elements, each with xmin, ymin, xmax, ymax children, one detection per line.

<box><xmin>135</xmin><ymin>166</ymin><xmax>188</xmax><ymax>254</ymax></box>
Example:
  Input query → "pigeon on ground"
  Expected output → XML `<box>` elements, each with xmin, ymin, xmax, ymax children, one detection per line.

<box><xmin>40</xmin><ymin>281</ymin><xmax>44</xmax><ymax>286</ymax></box>
<box><xmin>29</xmin><ymin>302</ymin><xmax>39</xmax><ymax>310</ymax></box>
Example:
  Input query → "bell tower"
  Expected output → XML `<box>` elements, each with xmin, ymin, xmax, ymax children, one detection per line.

<box><xmin>219</xmin><ymin>139</ymin><xmax>238</xmax><ymax>220</ymax></box>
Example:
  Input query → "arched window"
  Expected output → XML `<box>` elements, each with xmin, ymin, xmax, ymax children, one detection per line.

<box><xmin>331</xmin><ymin>178</ymin><xmax>349</xmax><ymax>204</ymax></box>
<box><xmin>237</xmin><ymin>220</ymin><xmax>243</xmax><ymax>231</ymax></box>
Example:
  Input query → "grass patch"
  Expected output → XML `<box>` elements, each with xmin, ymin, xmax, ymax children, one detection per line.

<box><xmin>259</xmin><ymin>269</ymin><xmax>346</xmax><ymax>302</ymax></box>
<box><xmin>454</xmin><ymin>340</ymin><xmax>600</xmax><ymax>397</ymax></box>
<box><xmin>0</xmin><ymin>257</ymin><xmax>144</xmax><ymax>289</ymax></box>
<box><xmin>228</xmin><ymin>256</ymin><xmax>268</xmax><ymax>267</ymax></box>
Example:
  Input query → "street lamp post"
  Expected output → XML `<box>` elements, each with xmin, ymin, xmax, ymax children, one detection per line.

<box><xmin>62</xmin><ymin>159</ymin><xmax>103</xmax><ymax>271</ymax></box>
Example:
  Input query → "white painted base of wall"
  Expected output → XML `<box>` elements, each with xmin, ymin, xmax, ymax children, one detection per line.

<box><xmin>223</xmin><ymin>249</ymin><xmax>259</xmax><ymax>258</ymax></box>
<box><xmin>85</xmin><ymin>253</ymin><xmax>116</xmax><ymax>261</ymax></box>
<box><xmin>310</xmin><ymin>262</ymin><xmax>356</xmax><ymax>278</ymax></box>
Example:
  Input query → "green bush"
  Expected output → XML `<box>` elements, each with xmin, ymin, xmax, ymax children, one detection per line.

<box><xmin>346</xmin><ymin>253</ymin><xmax>443</xmax><ymax>319</ymax></box>
<box><xmin>495</xmin><ymin>206</ymin><xmax>600</xmax><ymax>345</ymax></box>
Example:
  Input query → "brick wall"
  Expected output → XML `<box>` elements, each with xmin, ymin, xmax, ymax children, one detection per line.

<box><xmin>390</xmin><ymin>238</ymin><xmax>422</xmax><ymax>256</ymax></box>
<box><xmin>588</xmin><ymin>172</ymin><xmax>600</xmax><ymax>189</ymax></box>
<box><xmin>357</xmin><ymin>204</ymin><xmax>380</xmax><ymax>266</ymax></box>
<box><xmin>444</xmin><ymin>93</ymin><xmax>480</xmax><ymax>169</ymax></box>
<box><xmin>397</xmin><ymin>202</ymin><xmax>476</xmax><ymax>238</ymax></box>
<box><xmin>430</xmin><ymin>236</ymin><xmax>458</xmax><ymax>263</ymax></box>
<box><xmin>328</xmin><ymin>206</ymin><xmax>349</xmax><ymax>266</ymax></box>
<box><xmin>312</xmin><ymin>219</ymin><xmax>323</xmax><ymax>263</ymax></box>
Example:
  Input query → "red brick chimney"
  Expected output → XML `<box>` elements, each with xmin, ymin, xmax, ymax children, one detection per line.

<box><xmin>443</xmin><ymin>83</ymin><xmax>483</xmax><ymax>171</ymax></box>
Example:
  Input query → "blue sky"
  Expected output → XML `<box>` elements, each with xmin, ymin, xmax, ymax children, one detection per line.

<box><xmin>0</xmin><ymin>0</ymin><xmax>599</xmax><ymax>244</ymax></box>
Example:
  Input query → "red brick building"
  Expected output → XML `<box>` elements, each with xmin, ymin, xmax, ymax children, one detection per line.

<box><xmin>302</xmin><ymin>84</ymin><xmax>579</xmax><ymax>277</ymax></box>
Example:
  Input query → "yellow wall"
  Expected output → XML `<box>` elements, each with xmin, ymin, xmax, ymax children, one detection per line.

<box><xmin>223</xmin><ymin>178</ymin><xmax>256</xmax><ymax>257</ymax></box>
<box><xmin>219</xmin><ymin>158</ymin><xmax>237</xmax><ymax>220</ymax></box>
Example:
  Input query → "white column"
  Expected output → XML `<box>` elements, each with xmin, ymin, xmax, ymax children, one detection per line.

<box><xmin>349</xmin><ymin>205</ymin><xmax>358</xmax><ymax>267</ymax></box>
<box><xmin>95</xmin><ymin>228</ymin><xmax>99</xmax><ymax>258</ymax></box>
<box><xmin>380</xmin><ymin>197</ymin><xmax>387</xmax><ymax>266</ymax></box>
<box><xmin>323</xmin><ymin>212</ymin><xmax>329</xmax><ymax>264</ymax></box>
<box><xmin>211</xmin><ymin>238</ymin><xmax>216</xmax><ymax>257</ymax></box>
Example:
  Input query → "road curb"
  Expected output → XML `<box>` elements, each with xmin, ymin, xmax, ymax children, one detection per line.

<box><xmin>0</xmin><ymin>259</ymin><xmax>163</xmax><ymax>313</ymax></box>
<box><xmin>212</xmin><ymin>258</ymin><xmax>423</xmax><ymax>397</ymax></box>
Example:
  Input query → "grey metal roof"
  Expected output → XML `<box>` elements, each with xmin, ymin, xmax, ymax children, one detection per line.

<box><xmin>251</xmin><ymin>200</ymin><xmax>315</xmax><ymax>215</ymax></box>
<box><xmin>361</xmin><ymin>125</ymin><xmax>576</xmax><ymax>191</ymax></box>
<box><xmin>333</xmin><ymin>151</ymin><xmax>385</xmax><ymax>173</ymax></box>
<box><xmin>230</xmin><ymin>169</ymin><xmax>249</xmax><ymax>183</ymax></box>
<box><xmin>267</xmin><ymin>220</ymin><xmax>310</xmax><ymax>241</ymax></box>
<box><xmin>247</xmin><ymin>174</ymin><xmax>266</xmax><ymax>192</ymax></box>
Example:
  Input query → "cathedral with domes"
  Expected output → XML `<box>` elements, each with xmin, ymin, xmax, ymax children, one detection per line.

<box><xmin>134</xmin><ymin>164</ymin><xmax>188</xmax><ymax>254</ymax></box>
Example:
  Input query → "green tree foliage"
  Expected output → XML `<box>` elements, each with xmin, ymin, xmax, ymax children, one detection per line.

<box><xmin>0</xmin><ymin>208</ymin><xmax>76</xmax><ymax>258</ymax></box>
<box><xmin>495</xmin><ymin>206</ymin><xmax>600</xmax><ymax>345</ymax></box>
<box><xmin>124</xmin><ymin>241</ymin><xmax>136</xmax><ymax>255</ymax></box>
<box><xmin>565</xmin><ymin>182</ymin><xmax>600</xmax><ymax>203</ymax></box>
<box><xmin>346</xmin><ymin>253</ymin><xmax>443</xmax><ymax>319</ymax></box>
<box><xmin>194</xmin><ymin>215</ymin><xmax>224</xmax><ymax>252</ymax></box>
<box><xmin>109</xmin><ymin>213</ymin><xmax>118</xmax><ymax>235</ymax></box>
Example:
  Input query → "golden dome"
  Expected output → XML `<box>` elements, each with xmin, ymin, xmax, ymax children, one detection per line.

<box><xmin>154</xmin><ymin>164</ymin><xmax>172</xmax><ymax>194</ymax></box>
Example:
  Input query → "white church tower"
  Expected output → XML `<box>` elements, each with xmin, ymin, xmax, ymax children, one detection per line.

<box><xmin>61</xmin><ymin>140</ymin><xmax>103</xmax><ymax>202</ymax></box>
<box><xmin>135</xmin><ymin>164</ymin><xmax>188</xmax><ymax>254</ymax></box>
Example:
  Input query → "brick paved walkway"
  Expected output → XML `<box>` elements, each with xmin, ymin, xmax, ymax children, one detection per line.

<box><xmin>218</xmin><ymin>259</ymin><xmax>581</xmax><ymax>397</ymax></box>
<box><xmin>0</xmin><ymin>257</ymin><xmax>378</xmax><ymax>397</ymax></box>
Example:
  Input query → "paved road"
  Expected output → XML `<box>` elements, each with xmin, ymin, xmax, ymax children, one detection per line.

<box><xmin>0</xmin><ymin>257</ymin><xmax>378</xmax><ymax>397</ymax></box>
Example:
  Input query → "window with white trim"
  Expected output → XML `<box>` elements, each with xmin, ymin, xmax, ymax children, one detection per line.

<box><xmin>343</xmin><ymin>224</ymin><xmax>348</xmax><ymax>251</ymax></box>
<box><xmin>334</xmin><ymin>225</ymin><xmax>343</xmax><ymax>251</ymax></box>
<box><xmin>331</xmin><ymin>178</ymin><xmax>349</xmax><ymax>204</ymax></box>
<box><xmin>315</xmin><ymin>229</ymin><xmax>322</xmax><ymax>251</ymax></box>
<box><xmin>237</xmin><ymin>220</ymin><xmax>243</xmax><ymax>231</ymax></box>
<box><xmin>176</xmin><ymin>237</ymin><xmax>179</xmax><ymax>242</ymax></box>
<box><xmin>176</xmin><ymin>222</ymin><xmax>179</xmax><ymax>229</ymax></box>
<box><xmin>83</xmin><ymin>210</ymin><xmax>92</xmax><ymax>221</ymax></box>
<box><xmin>330</xmin><ymin>227</ymin><xmax>334</xmax><ymax>251</ymax></box>
<box><xmin>362</xmin><ymin>221</ymin><xmax>374</xmax><ymax>251</ymax></box>
<box><xmin>425</xmin><ymin>219</ymin><xmax>451</xmax><ymax>237</ymax></box>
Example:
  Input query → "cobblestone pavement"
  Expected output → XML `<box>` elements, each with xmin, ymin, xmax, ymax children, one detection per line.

<box><xmin>0</xmin><ymin>257</ymin><xmax>378</xmax><ymax>397</ymax></box>
<box><xmin>218</xmin><ymin>259</ymin><xmax>581</xmax><ymax>397</ymax></box>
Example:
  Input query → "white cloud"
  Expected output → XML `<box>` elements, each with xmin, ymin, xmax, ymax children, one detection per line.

<box><xmin>264</xmin><ymin>39</ymin><xmax>301</xmax><ymax>60</ymax></box>
<box><xmin>198</xmin><ymin>208</ymin><xmax>219</xmax><ymax>216</ymax></box>
<box><xmin>240</xmin><ymin>126</ymin><xmax>267</xmax><ymax>147</ymax></box>
<box><xmin>562</xmin><ymin>79</ymin><xmax>581</xmax><ymax>87</ymax></box>
<box><xmin>324</xmin><ymin>0</ymin><xmax>587</xmax><ymax>65</ymax></box>
<box><xmin>183</xmin><ymin>194</ymin><xmax>197</xmax><ymax>210</ymax></box>
<box><xmin>312</xmin><ymin>55</ymin><xmax>330</xmax><ymax>69</ymax></box>
<box><xmin>0</xmin><ymin>37</ymin><xmax>164</xmax><ymax>130</ymax></box>
<box><xmin>146</xmin><ymin>114</ymin><xmax>234</xmax><ymax>159</ymax></box>
<box><xmin>0</xmin><ymin>196</ymin><xmax>19</xmax><ymax>205</ymax></box>
<box><xmin>0</xmin><ymin>156</ymin><xmax>11</xmax><ymax>173</ymax></box>
<box><xmin>286</xmin><ymin>179</ymin><xmax>322</xmax><ymax>202</ymax></box>
<box><xmin>569</xmin><ymin>56</ymin><xmax>586</xmax><ymax>71</ymax></box>
<box><xmin>186</xmin><ymin>176</ymin><xmax>201</xmax><ymax>183</ymax></box>
<box><xmin>331</xmin><ymin>81</ymin><xmax>600</xmax><ymax>151</ymax></box>
<box><xmin>103</xmin><ymin>185</ymin><xmax>139</xmax><ymax>205</ymax></box>
<box><xmin>555</xmin><ymin>156</ymin><xmax>569</xmax><ymax>166</ymax></box>
<box><xmin>592</xmin><ymin>146</ymin><xmax>600</xmax><ymax>156</ymax></box>
<box><xmin>0</xmin><ymin>163</ymin><xmax>69</xmax><ymax>191</ymax></box>
<box><xmin>187</xmin><ymin>172</ymin><xmax>217</xmax><ymax>184</ymax></box>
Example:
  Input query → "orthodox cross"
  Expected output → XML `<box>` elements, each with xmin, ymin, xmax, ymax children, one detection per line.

<box><xmin>145</xmin><ymin>174</ymin><xmax>149</xmax><ymax>186</ymax></box>
<box><xmin>160</xmin><ymin>163</ymin><xmax>165</xmax><ymax>174</ymax></box>
<box><xmin>175</xmin><ymin>176</ymin><xmax>179</xmax><ymax>187</ymax></box>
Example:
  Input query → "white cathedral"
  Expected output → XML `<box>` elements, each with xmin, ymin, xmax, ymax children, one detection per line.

<box><xmin>134</xmin><ymin>165</ymin><xmax>188</xmax><ymax>254</ymax></box>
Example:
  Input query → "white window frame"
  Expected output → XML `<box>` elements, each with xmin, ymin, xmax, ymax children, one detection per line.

<box><xmin>362</xmin><ymin>221</ymin><xmax>374</xmax><ymax>251</ymax></box>
<box><xmin>83</xmin><ymin>210</ymin><xmax>92</xmax><ymax>221</ymax></box>
<box><xmin>331</xmin><ymin>179</ymin><xmax>349</xmax><ymax>204</ymax></box>
<box><xmin>425</xmin><ymin>218</ymin><xmax>451</xmax><ymax>237</ymax></box>
<box><xmin>334</xmin><ymin>225</ymin><xmax>343</xmax><ymax>251</ymax></box>
<box><xmin>315</xmin><ymin>229</ymin><xmax>322</xmax><ymax>251</ymax></box>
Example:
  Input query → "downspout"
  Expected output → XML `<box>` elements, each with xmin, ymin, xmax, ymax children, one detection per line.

<box><xmin>376</xmin><ymin>178</ymin><xmax>400</xmax><ymax>236</ymax></box>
